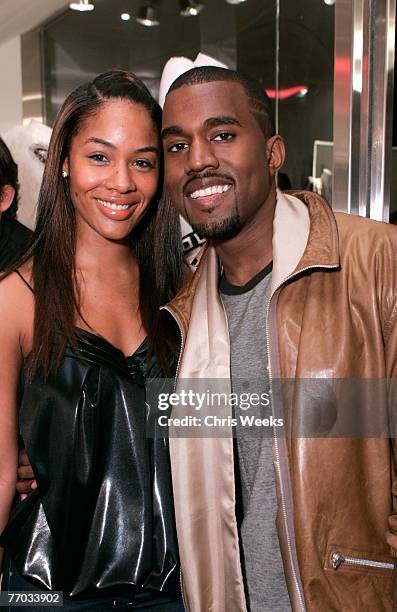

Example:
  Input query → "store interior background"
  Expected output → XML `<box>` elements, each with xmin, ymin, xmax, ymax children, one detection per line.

<box><xmin>0</xmin><ymin>0</ymin><xmax>395</xmax><ymax>219</ymax></box>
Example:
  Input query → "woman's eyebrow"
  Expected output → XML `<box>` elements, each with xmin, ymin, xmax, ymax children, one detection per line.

<box><xmin>135</xmin><ymin>146</ymin><xmax>160</xmax><ymax>155</ymax></box>
<box><xmin>84</xmin><ymin>139</ymin><xmax>159</xmax><ymax>155</ymax></box>
<box><xmin>85</xmin><ymin>137</ymin><xmax>115</xmax><ymax>148</ymax></box>
<box><xmin>161</xmin><ymin>125</ymin><xmax>183</xmax><ymax>139</ymax></box>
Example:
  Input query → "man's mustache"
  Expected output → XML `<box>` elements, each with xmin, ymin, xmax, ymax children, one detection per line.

<box><xmin>183</xmin><ymin>171</ymin><xmax>234</xmax><ymax>193</ymax></box>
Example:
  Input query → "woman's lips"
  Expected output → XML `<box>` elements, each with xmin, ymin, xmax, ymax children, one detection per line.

<box><xmin>96</xmin><ymin>198</ymin><xmax>133</xmax><ymax>210</ymax></box>
<box><xmin>95</xmin><ymin>198</ymin><xmax>139</xmax><ymax>220</ymax></box>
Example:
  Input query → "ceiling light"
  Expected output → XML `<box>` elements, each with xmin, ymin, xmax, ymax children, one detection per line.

<box><xmin>323</xmin><ymin>0</ymin><xmax>335</xmax><ymax>4</ymax></box>
<box><xmin>180</xmin><ymin>1</ymin><xmax>204</xmax><ymax>16</ymax></box>
<box><xmin>136</xmin><ymin>4</ymin><xmax>160</xmax><ymax>26</ymax></box>
<box><xmin>225</xmin><ymin>0</ymin><xmax>247</xmax><ymax>5</ymax></box>
<box><xmin>121</xmin><ymin>12</ymin><xmax>131</xmax><ymax>20</ymax></box>
<box><xmin>69</xmin><ymin>0</ymin><xmax>94</xmax><ymax>11</ymax></box>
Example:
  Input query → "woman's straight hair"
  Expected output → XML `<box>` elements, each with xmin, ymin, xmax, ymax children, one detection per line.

<box><xmin>6</xmin><ymin>70</ymin><xmax>183</xmax><ymax>375</ymax></box>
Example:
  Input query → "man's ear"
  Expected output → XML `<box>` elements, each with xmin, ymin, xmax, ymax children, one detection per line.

<box><xmin>266</xmin><ymin>135</ymin><xmax>286</xmax><ymax>177</ymax></box>
<box><xmin>0</xmin><ymin>185</ymin><xmax>16</xmax><ymax>213</ymax></box>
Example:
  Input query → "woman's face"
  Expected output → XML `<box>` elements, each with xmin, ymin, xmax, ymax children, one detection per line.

<box><xmin>64</xmin><ymin>98</ymin><xmax>160</xmax><ymax>244</ymax></box>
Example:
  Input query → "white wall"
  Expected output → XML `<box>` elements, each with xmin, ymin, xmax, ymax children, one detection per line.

<box><xmin>0</xmin><ymin>36</ymin><xmax>23</xmax><ymax>135</ymax></box>
<box><xmin>0</xmin><ymin>0</ymin><xmax>69</xmax><ymax>47</ymax></box>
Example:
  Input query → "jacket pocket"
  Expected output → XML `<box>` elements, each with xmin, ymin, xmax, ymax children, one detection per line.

<box><xmin>325</xmin><ymin>545</ymin><xmax>394</xmax><ymax>576</ymax></box>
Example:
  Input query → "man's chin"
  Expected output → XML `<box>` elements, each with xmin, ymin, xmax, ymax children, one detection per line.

<box><xmin>190</xmin><ymin>213</ymin><xmax>242</xmax><ymax>242</ymax></box>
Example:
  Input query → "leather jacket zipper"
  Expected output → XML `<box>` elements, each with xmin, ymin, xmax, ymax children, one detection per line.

<box><xmin>179</xmin><ymin>567</ymin><xmax>187</xmax><ymax>611</ymax></box>
<box><xmin>331</xmin><ymin>552</ymin><xmax>394</xmax><ymax>571</ymax></box>
<box><xmin>266</xmin><ymin>262</ymin><xmax>339</xmax><ymax>612</ymax></box>
<box><xmin>266</xmin><ymin>290</ymin><xmax>306</xmax><ymax>612</ymax></box>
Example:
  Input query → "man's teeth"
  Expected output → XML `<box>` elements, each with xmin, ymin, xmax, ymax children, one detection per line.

<box><xmin>189</xmin><ymin>184</ymin><xmax>231</xmax><ymax>200</ymax></box>
<box><xmin>97</xmin><ymin>199</ymin><xmax>131</xmax><ymax>211</ymax></box>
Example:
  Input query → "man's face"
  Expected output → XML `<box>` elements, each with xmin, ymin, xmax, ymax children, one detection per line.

<box><xmin>162</xmin><ymin>80</ymin><xmax>282</xmax><ymax>241</ymax></box>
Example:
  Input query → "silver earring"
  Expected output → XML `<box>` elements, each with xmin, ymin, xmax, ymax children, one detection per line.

<box><xmin>62</xmin><ymin>170</ymin><xmax>68</xmax><ymax>178</ymax></box>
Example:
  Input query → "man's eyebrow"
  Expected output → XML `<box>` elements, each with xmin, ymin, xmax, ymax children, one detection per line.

<box><xmin>161</xmin><ymin>116</ymin><xmax>242</xmax><ymax>140</ymax></box>
<box><xmin>204</xmin><ymin>116</ymin><xmax>242</xmax><ymax>129</ymax></box>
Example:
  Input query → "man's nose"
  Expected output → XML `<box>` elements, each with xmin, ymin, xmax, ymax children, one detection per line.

<box><xmin>186</xmin><ymin>140</ymin><xmax>219</xmax><ymax>173</ymax></box>
<box><xmin>106</xmin><ymin>162</ymin><xmax>136</xmax><ymax>192</ymax></box>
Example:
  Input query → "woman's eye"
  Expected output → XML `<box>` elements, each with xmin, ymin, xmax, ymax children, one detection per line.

<box><xmin>168</xmin><ymin>142</ymin><xmax>188</xmax><ymax>153</ymax></box>
<box><xmin>213</xmin><ymin>132</ymin><xmax>234</xmax><ymax>142</ymax></box>
<box><xmin>88</xmin><ymin>153</ymin><xmax>108</xmax><ymax>163</ymax></box>
<box><xmin>134</xmin><ymin>159</ymin><xmax>155</xmax><ymax>169</ymax></box>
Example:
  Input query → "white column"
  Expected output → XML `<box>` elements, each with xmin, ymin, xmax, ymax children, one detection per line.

<box><xmin>0</xmin><ymin>36</ymin><xmax>23</xmax><ymax>135</ymax></box>
<box><xmin>333</xmin><ymin>0</ymin><xmax>395</xmax><ymax>221</ymax></box>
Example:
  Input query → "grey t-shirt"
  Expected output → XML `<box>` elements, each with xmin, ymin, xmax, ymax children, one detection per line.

<box><xmin>220</xmin><ymin>263</ymin><xmax>291</xmax><ymax>612</ymax></box>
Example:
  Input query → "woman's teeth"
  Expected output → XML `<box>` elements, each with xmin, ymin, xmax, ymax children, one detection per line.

<box><xmin>97</xmin><ymin>199</ymin><xmax>131</xmax><ymax>211</ymax></box>
<box><xmin>190</xmin><ymin>184</ymin><xmax>231</xmax><ymax>200</ymax></box>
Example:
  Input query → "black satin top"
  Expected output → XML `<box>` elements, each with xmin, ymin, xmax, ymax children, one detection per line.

<box><xmin>0</xmin><ymin>329</ymin><xmax>179</xmax><ymax>598</ymax></box>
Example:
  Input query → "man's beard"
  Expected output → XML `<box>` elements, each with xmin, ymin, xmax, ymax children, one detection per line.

<box><xmin>189</xmin><ymin>209</ymin><xmax>242</xmax><ymax>242</ymax></box>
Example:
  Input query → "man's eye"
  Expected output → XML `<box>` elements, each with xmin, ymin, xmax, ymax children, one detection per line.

<box><xmin>168</xmin><ymin>142</ymin><xmax>188</xmax><ymax>153</ymax></box>
<box><xmin>88</xmin><ymin>153</ymin><xmax>108</xmax><ymax>163</ymax></box>
<box><xmin>213</xmin><ymin>132</ymin><xmax>234</xmax><ymax>142</ymax></box>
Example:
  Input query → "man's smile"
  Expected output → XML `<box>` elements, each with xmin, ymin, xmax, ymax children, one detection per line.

<box><xmin>184</xmin><ymin>176</ymin><xmax>234</xmax><ymax>210</ymax></box>
<box><xmin>189</xmin><ymin>184</ymin><xmax>231</xmax><ymax>199</ymax></box>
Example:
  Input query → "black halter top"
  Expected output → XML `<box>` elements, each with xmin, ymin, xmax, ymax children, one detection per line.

<box><xmin>0</xmin><ymin>289</ymin><xmax>179</xmax><ymax>598</ymax></box>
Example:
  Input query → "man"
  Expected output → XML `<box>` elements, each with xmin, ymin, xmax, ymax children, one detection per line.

<box><xmin>0</xmin><ymin>137</ymin><xmax>32</xmax><ymax>271</ymax></box>
<box><xmin>160</xmin><ymin>67</ymin><xmax>397</xmax><ymax>611</ymax></box>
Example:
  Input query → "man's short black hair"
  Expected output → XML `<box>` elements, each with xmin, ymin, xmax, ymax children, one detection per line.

<box><xmin>0</xmin><ymin>137</ymin><xmax>19</xmax><ymax>219</ymax></box>
<box><xmin>167</xmin><ymin>66</ymin><xmax>275</xmax><ymax>139</ymax></box>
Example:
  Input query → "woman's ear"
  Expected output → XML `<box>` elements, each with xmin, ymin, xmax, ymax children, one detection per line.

<box><xmin>62</xmin><ymin>159</ymin><xmax>69</xmax><ymax>178</ymax></box>
<box><xmin>266</xmin><ymin>135</ymin><xmax>286</xmax><ymax>177</ymax></box>
<box><xmin>0</xmin><ymin>185</ymin><xmax>16</xmax><ymax>213</ymax></box>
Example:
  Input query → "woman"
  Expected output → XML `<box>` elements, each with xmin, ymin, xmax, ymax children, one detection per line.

<box><xmin>0</xmin><ymin>71</ymin><xmax>184</xmax><ymax>611</ymax></box>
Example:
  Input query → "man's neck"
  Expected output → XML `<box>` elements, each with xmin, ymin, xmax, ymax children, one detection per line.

<box><xmin>214</xmin><ymin>188</ymin><xmax>276</xmax><ymax>287</ymax></box>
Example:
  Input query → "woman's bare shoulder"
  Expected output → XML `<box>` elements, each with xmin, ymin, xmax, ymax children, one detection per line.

<box><xmin>17</xmin><ymin>259</ymin><xmax>33</xmax><ymax>286</ymax></box>
<box><xmin>0</xmin><ymin>264</ymin><xmax>34</xmax><ymax>355</ymax></box>
<box><xmin>0</xmin><ymin>262</ymin><xmax>33</xmax><ymax>297</ymax></box>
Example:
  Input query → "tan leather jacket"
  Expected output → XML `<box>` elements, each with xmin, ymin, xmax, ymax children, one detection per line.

<box><xmin>163</xmin><ymin>190</ymin><xmax>397</xmax><ymax>612</ymax></box>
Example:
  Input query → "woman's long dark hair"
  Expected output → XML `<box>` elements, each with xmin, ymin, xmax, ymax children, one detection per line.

<box><xmin>9</xmin><ymin>70</ymin><xmax>183</xmax><ymax>375</ymax></box>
